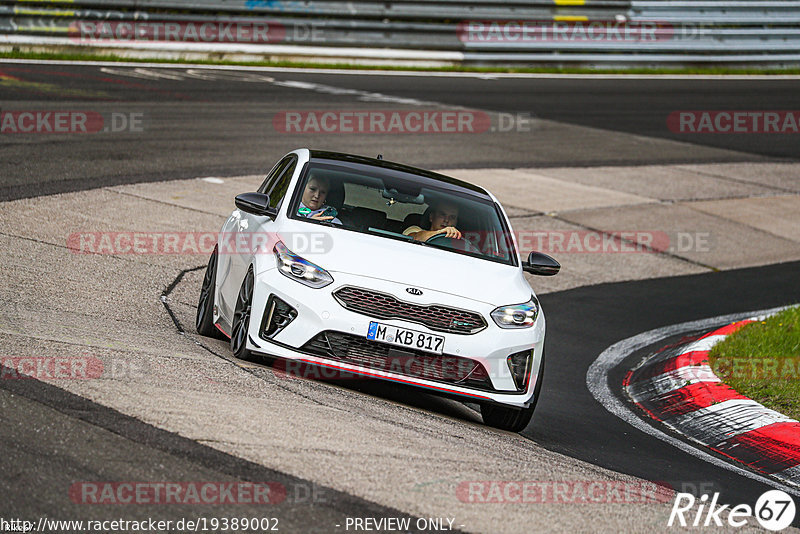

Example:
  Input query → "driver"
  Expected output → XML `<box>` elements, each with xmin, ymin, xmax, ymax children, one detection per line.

<box><xmin>403</xmin><ymin>200</ymin><xmax>462</xmax><ymax>241</ymax></box>
<box><xmin>297</xmin><ymin>174</ymin><xmax>342</xmax><ymax>225</ymax></box>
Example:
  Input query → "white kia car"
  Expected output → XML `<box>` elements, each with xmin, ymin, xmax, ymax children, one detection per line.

<box><xmin>196</xmin><ymin>149</ymin><xmax>559</xmax><ymax>432</ymax></box>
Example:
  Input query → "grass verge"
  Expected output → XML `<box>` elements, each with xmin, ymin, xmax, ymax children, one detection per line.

<box><xmin>2</xmin><ymin>50</ymin><xmax>800</xmax><ymax>76</ymax></box>
<box><xmin>708</xmin><ymin>306</ymin><xmax>800</xmax><ymax>421</ymax></box>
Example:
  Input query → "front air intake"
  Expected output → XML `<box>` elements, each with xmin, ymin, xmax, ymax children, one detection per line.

<box><xmin>260</xmin><ymin>295</ymin><xmax>297</xmax><ymax>339</ymax></box>
<box><xmin>507</xmin><ymin>349</ymin><xmax>533</xmax><ymax>392</ymax></box>
<box><xmin>300</xmin><ymin>331</ymin><xmax>495</xmax><ymax>391</ymax></box>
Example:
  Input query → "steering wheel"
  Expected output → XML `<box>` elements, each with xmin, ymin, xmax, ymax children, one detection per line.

<box><xmin>426</xmin><ymin>233</ymin><xmax>481</xmax><ymax>253</ymax></box>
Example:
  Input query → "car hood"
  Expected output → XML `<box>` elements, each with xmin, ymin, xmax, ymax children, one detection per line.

<box><xmin>279</xmin><ymin>226</ymin><xmax>533</xmax><ymax>306</ymax></box>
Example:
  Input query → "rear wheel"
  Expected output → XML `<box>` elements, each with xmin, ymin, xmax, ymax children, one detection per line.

<box><xmin>231</xmin><ymin>267</ymin><xmax>256</xmax><ymax>361</ymax></box>
<box><xmin>481</xmin><ymin>350</ymin><xmax>545</xmax><ymax>432</ymax></box>
<box><xmin>196</xmin><ymin>247</ymin><xmax>224</xmax><ymax>339</ymax></box>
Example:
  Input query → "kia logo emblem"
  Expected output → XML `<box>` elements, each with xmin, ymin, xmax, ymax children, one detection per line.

<box><xmin>406</xmin><ymin>287</ymin><xmax>423</xmax><ymax>295</ymax></box>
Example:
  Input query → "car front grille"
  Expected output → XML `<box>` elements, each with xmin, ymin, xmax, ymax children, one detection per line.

<box><xmin>300</xmin><ymin>331</ymin><xmax>495</xmax><ymax>392</ymax></box>
<box><xmin>332</xmin><ymin>286</ymin><xmax>487</xmax><ymax>334</ymax></box>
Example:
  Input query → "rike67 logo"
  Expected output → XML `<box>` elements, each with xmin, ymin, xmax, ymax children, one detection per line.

<box><xmin>669</xmin><ymin>490</ymin><xmax>796</xmax><ymax>531</ymax></box>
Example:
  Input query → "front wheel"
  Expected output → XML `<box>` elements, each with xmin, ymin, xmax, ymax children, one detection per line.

<box><xmin>480</xmin><ymin>402</ymin><xmax>535</xmax><ymax>432</ymax></box>
<box><xmin>196</xmin><ymin>247</ymin><xmax>224</xmax><ymax>339</ymax></box>
<box><xmin>480</xmin><ymin>350</ymin><xmax>545</xmax><ymax>432</ymax></box>
<box><xmin>231</xmin><ymin>267</ymin><xmax>256</xmax><ymax>362</ymax></box>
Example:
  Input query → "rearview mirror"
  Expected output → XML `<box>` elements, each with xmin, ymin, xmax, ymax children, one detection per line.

<box><xmin>381</xmin><ymin>188</ymin><xmax>425</xmax><ymax>205</ymax></box>
<box><xmin>235</xmin><ymin>192</ymin><xmax>278</xmax><ymax>219</ymax></box>
<box><xmin>522</xmin><ymin>251</ymin><xmax>560</xmax><ymax>276</ymax></box>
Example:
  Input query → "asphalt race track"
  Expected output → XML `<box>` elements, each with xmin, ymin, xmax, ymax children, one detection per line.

<box><xmin>534</xmin><ymin>260</ymin><xmax>800</xmax><ymax>518</ymax></box>
<box><xmin>1</xmin><ymin>61</ymin><xmax>800</xmax><ymax>532</ymax></box>
<box><xmin>0</xmin><ymin>372</ymin><xmax>436</xmax><ymax>532</ymax></box>
<box><xmin>1</xmin><ymin>63</ymin><xmax>799</xmax><ymax>201</ymax></box>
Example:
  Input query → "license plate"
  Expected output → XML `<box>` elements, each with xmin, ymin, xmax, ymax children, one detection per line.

<box><xmin>366</xmin><ymin>321</ymin><xmax>445</xmax><ymax>355</ymax></box>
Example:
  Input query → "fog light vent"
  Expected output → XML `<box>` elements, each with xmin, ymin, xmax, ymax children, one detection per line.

<box><xmin>507</xmin><ymin>350</ymin><xmax>533</xmax><ymax>392</ymax></box>
<box><xmin>260</xmin><ymin>295</ymin><xmax>297</xmax><ymax>339</ymax></box>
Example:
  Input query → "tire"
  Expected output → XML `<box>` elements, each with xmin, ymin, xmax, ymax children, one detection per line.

<box><xmin>481</xmin><ymin>350</ymin><xmax>545</xmax><ymax>432</ymax></box>
<box><xmin>231</xmin><ymin>267</ymin><xmax>256</xmax><ymax>362</ymax></box>
<box><xmin>196</xmin><ymin>247</ymin><xmax>224</xmax><ymax>339</ymax></box>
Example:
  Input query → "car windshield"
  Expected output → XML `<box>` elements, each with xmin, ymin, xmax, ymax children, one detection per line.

<box><xmin>289</xmin><ymin>160</ymin><xmax>517</xmax><ymax>266</ymax></box>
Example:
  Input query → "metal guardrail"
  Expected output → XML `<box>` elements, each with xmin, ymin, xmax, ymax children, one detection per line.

<box><xmin>630</xmin><ymin>1</ymin><xmax>800</xmax><ymax>24</ymax></box>
<box><xmin>0</xmin><ymin>1</ymin><xmax>631</xmax><ymax>22</ymax></box>
<box><xmin>1</xmin><ymin>0</ymin><xmax>799</xmax><ymax>66</ymax></box>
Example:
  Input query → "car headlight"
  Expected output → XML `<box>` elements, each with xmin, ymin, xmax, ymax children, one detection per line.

<box><xmin>274</xmin><ymin>242</ymin><xmax>333</xmax><ymax>288</ymax></box>
<box><xmin>491</xmin><ymin>296</ymin><xmax>539</xmax><ymax>328</ymax></box>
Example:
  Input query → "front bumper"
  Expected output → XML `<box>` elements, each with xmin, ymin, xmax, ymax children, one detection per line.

<box><xmin>245</xmin><ymin>268</ymin><xmax>546</xmax><ymax>408</ymax></box>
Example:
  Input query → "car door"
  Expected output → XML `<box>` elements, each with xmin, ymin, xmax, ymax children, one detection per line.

<box><xmin>217</xmin><ymin>155</ymin><xmax>297</xmax><ymax>325</ymax></box>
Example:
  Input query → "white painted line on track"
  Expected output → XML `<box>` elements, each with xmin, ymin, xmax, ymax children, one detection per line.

<box><xmin>0</xmin><ymin>35</ymin><xmax>463</xmax><ymax>61</ymax></box>
<box><xmin>269</xmin><ymin>79</ymin><xmax>439</xmax><ymax>106</ymax></box>
<box><xmin>586</xmin><ymin>304</ymin><xmax>800</xmax><ymax>495</ymax></box>
<box><xmin>95</xmin><ymin>66</ymin><xmax>448</xmax><ymax>106</ymax></box>
<box><xmin>2</xmin><ymin>57</ymin><xmax>800</xmax><ymax>80</ymax></box>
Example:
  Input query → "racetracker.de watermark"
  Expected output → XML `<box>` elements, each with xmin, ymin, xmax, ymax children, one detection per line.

<box><xmin>272</xmin><ymin>353</ymin><xmax>494</xmax><ymax>383</ymax></box>
<box><xmin>457</xmin><ymin>480</ymin><xmax>674</xmax><ymax>504</ymax></box>
<box><xmin>0</xmin><ymin>357</ymin><xmax>103</xmax><ymax>380</ymax></box>
<box><xmin>457</xmin><ymin>20</ymin><xmax>678</xmax><ymax>42</ymax></box>
<box><xmin>70</xmin><ymin>20</ymin><xmax>286</xmax><ymax>43</ymax></box>
<box><xmin>0</xmin><ymin>110</ymin><xmax>144</xmax><ymax>134</ymax></box>
<box><xmin>667</xmin><ymin>111</ymin><xmax>800</xmax><ymax>134</ymax></box>
<box><xmin>1</xmin><ymin>356</ymin><xmax>153</xmax><ymax>381</ymax></box>
<box><xmin>67</xmin><ymin>232</ymin><xmax>330</xmax><ymax>256</ymax></box>
<box><xmin>69</xmin><ymin>482</ymin><xmax>286</xmax><ymax>505</ymax></box>
<box><xmin>508</xmin><ymin>230</ymin><xmax>711</xmax><ymax>255</ymax></box>
<box><xmin>65</xmin><ymin>230</ymin><xmax>713</xmax><ymax>255</ymax></box>
<box><xmin>713</xmin><ymin>357</ymin><xmax>800</xmax><ymax>380</ymax></box>
<box><xmin>273</xmin><ymin>110</ymin><xmax>533</xmax><ymax>134</ymax></box>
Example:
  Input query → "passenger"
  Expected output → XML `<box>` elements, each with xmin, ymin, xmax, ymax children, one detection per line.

<box><xmin>403</xmin><ymin>200</ymin><xmax>462</xmax><ymax>241</ymax></box>
<box><xmin>297</xmin><ymin>174</ymin><xmax>342</xmax><ymax>225</ymax></box>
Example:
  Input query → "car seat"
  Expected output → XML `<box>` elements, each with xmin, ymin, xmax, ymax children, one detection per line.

<box><xmin>350</xmin><ymin>207</ymin><xmax>387</xmax><ymax>231</ymax></box>
<box><xmin>402</xmin><ymin>207</ymin><xmax>432</xmax><ymax>232</ymax></box>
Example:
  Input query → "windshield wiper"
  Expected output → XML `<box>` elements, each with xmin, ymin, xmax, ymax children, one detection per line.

<box><xmin>367</xmin><ymin>227</ymin><xmax>413</xmax><ymax>241</ymax></box>
<box><xmin>409</xmin><ymin>238</ymin><xmax>439</xmax><ymax>249</ymax></box>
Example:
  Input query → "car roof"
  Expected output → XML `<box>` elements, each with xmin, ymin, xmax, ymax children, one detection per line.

<box><xmin>308</xmin><ymin>149</ymin><xmax>492</xmax><ymax>201</ymax></box>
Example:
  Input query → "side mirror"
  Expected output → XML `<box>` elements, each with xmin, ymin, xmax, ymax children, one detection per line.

<box><xmin>522</xmin><ymin>251</ymin><xmax>560</xmax><ymax>276</ymax></box>
<box><xmin>235</xmin><ymin>192</ymin><xmax>278</xmax><ymax>219</ymax></box>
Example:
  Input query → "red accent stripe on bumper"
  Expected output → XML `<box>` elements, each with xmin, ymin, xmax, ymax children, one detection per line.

<box><xmin>215</xmin><ymin>323</ymin><xmax>230</xmax><ymax>339</ymax></box>
<box><xmin>298</xmin><ymin>358</ymin><xmax>492</xmax><ymax>401</ymax></box>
